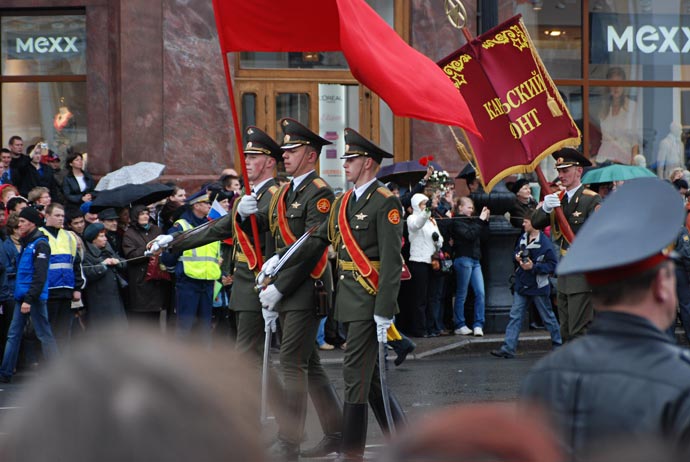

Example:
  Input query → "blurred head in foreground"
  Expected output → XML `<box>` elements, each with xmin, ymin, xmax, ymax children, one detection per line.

<box><xmin>0</xmin><ymin>328</ymin><xmax>263</xmax><ymax>462</ymax></box>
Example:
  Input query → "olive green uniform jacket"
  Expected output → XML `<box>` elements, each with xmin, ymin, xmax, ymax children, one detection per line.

<box><xmin>243</xmin><ymin>170</ymin><xmax>334</xmax><ymax>312</ymax></box>
<box><xmin>531</xmin><ymin>184</ymin><xmax>601</xmax><ymax>294</ymax></box>
<box><xmin>279</xmin><ymin>180</ymin><xmax>403</xmax><ymax>322</ymax></box>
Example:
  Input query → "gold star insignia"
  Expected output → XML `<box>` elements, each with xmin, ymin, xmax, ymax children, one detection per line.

<box><xmin>572</xmin><ymin>211</ymin><xmax>582</xmax><ymax>217</ymax></box>
<box><xmin>291</xmin><ymin>202</ymin><xmax>301</xmax><ymax>209</ymax></box>
<box><xmin>355</xmin><ymin>212</ymin><xmax>368</xmax><ymax>220</ymax></box>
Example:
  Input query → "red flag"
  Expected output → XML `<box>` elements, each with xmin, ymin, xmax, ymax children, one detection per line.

<box><xmin>438</xmin><ymin>16</ymin><xmax>580</xmax><ymax>191</ymax></box>
<box><xmin>338</xmin><ymin>0</ymin><xmax>478</xmax><ymax>134</ymax></box>
<box><xmin>211</xmin><ymin>0</ymin><xmax>478</xmax><ymax>134</ymax></box>
<box><xmin>212</xmin><ymin>0</ymin><xmax>340</xmax><ymax>52</ymax></box>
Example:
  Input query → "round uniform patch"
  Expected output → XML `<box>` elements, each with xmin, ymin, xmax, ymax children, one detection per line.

<box><xmin>387</xmin><ymin>209</ymin><xmax>401</xmax><ymax>225</ymax></box>
<box><xmin>317</xmin><ymin>198</ymin><xmax>331</xmax><ymax>214</ymax></box>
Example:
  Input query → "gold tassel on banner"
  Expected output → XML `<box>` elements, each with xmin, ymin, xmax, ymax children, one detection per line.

<box><xmin>547</xmin><ymin>94</ymin><xmax>563</xmax><ymax>117</ymax></box>
<box><xmin>448</xmin><ymin>126</ymin><xmax>472</xmax><ymax>162</ymax></box>
<box><xmin>520</xmin><ymin>18</ymin><xmax>565</xmax><ymax>119</ymax></box>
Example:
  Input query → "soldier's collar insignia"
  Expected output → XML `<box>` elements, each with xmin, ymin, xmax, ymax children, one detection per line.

<box><xmin>291</xmin><ymin>202</ymin><xmax>301</xmax><ymax>209</ymax></box>
<box><xmin>355</xmin><ymin>212</ymin><xmax>367</xmax><ymax>220</ymax></box>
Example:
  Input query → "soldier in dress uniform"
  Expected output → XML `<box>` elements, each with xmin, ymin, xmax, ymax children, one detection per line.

<box><xmin>263</xmin><ymin>128</ymin><xmax>407</xmax><ymax>461</ymax></box>
<box><xmin>531</xmin><ymin>148</ymin><xmax>601</xmax><ymax>341</ymax></box>
<box><xmin>237</xmin><ymin>118</ymin><xmax>341</xmax><ymax>461</ymax></box>
<box><xmin>152</xmin><ymin>126</ymin><xmax>282</xmax><ymax>355</ymax></box>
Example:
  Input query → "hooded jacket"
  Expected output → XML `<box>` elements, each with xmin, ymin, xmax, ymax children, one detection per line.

<box><xmin>406</xmin><ymin>193</ymin><xmax>442</xmax><ymax>264</ymax></box>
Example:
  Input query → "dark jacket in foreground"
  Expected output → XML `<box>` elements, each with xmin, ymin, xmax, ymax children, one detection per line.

<box><xmin>83</xmin><ymin>241</ymin><xmax>127</xmax><ymax>324</ymax></box>
<box><xmin>122</xmin><ymin>222</ymin><xmax>168</xmax><ymax>313</ymax></box>
<box><xmin>520</xmin><ymin>311</ymin><xmax>690</xmax><ymax>458</ymax></box>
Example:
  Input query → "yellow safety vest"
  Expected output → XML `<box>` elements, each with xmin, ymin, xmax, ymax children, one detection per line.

<box><xmin>175</xmin><ymin>219</ymin><xmax>221</xmax><ymax>280</ymax></box>
<box><xmin>39</xmin><ymin>227</ymin><xmax>78</xmax><ymax>289</ymax></box>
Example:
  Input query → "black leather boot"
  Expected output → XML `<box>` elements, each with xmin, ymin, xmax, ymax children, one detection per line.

<box><xmin>267</xmin><ymin>390</ymin><xmax>307</xmax><ymax>462</ymax></box>
<box><xmin>369</xmin><ymin>389</ymin><xmax>407</xmax><ymax>434</ymax></box>
<box><xmin>300</xmin><ymin>383</ymin><xmax>343</xmax><ymax>457</ymax></box>
<box><xmin>334</xmin><ymin>402</ymin><xmax>368</xmax><ymax>462</ymax></box>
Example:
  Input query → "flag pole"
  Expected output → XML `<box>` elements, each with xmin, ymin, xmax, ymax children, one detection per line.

<box><xmin>217</xmin><ymin>45</ymin><xmax>264</xmax><ymax>268</ymax></box>
<box><xmin>446</xmin><ymin>1</ymin><xmax>575</xmax><ymax>243</ymax></box>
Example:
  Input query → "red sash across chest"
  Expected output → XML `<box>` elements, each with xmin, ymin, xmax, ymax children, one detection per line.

<box><xmin>276</xmin><ymin>184</ymin><xmax>327</xmax><ymax>278</ymax></box>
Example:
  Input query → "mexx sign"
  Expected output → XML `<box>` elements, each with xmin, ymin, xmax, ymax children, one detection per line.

<box><xmin>591</xmin><ymin>13</ymin><xmax>690</xmax><ymax>66</ymax></box>
<box><xmin>6</xmin><ymin>31</ymin><xmax>85</xmax><ymax>59</ymax></box>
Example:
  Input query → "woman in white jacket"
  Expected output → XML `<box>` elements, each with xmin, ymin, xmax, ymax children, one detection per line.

<box><xmin>406</xmin><ymin>193</ymin><xmax>443</xmax><ymax>337</ymax></box>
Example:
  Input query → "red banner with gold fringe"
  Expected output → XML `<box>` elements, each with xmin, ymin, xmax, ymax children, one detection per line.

<box><xmin>438</xmin><ymin>15</ymin><xmax>581</xmax><ymax>191</ymax></box>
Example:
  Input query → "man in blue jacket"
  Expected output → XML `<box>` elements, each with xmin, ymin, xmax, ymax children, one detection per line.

<box><xmin>491</xmin><ymin>212</ymin><xmax>562</xmax><ymax>358</ymax></box>
<box><xmin>0</xmin><ymin>206</ymin><xmax>58</xmax><ymax>382</ymax></box>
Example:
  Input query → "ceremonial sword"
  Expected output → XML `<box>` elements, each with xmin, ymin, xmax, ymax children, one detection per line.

<box><xmin>378</xmin><ymin>340</ymin><xmax>396</xmax><ymax>436</ymax></box>
<box><xmin>254</xmin><ymin>224</ymin><xmax>319</xmax><ymax>291</ymax></box>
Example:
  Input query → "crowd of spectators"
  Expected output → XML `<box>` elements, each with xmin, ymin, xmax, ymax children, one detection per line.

<box><xmin>0</xmin><ymin>135</ymin><xmax>246</xmax><ymax>378</ymax></box>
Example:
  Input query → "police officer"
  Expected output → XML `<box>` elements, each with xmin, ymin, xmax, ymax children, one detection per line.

<box><xmin>237</xmin><ymin>118</ymin><xmax>341</xmax><ymax>461</ymax></box>
<box><xmin>521</xmin><ymin>178</ymin><xmax>690</xmax><ymax>458</ymax></box>
<box><xmin>161</xmin><ymin>190</ymin><xmax>221</xmax><ymax>346</ymax></box>
<box><xmin>531</xmin><ymin>148</ymin><xmax>601</xmax><ymax>341</ymax></box>
<box><xmin>262</xmin><ymin>129</ymin><xmax>406</xmax><ymax>461</ymax></box>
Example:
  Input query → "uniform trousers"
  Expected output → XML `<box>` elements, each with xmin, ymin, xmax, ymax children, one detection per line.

<box><xmin>343</xmin><ymin>320</ymin><xmax>382</xmax><ymax>404</ymax></box>
<box><xmin>235</xmin><ymin>310</ymin><xmax>264</xmax><ymax>357</ymax></box>
<box><xmin>278</xmin><ymin>309</ymin><xmax>328</xmax><ymax>392</ymax></box>
<box><xmin>557</xmin><ymin>290</ymin><xmax>593</xmax><ymax>341</ymax></box>
<box><xmin>175</xmin><ymin>278</ymin><xmax>214</xmax><ymax>346</ymax></box>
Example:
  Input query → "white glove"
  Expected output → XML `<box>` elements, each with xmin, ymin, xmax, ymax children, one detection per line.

<box><xmin>262</xmin><ymin>308</ymin><xmax>279</xmax><ymax>333</ymax></box>
<box><xmin>542</xmin><ymin>193</ymin><xmax>562</xmax><ymax>213</ymax></box>
<box><xmin>237</xmin><ymin>193</ymin><xmax>259</xmax><ymax>219</ymax></box>
<box><xmin>145</xmin><ymin>234</ymin><xmax>173</xmax><ymax>256</ymax></box>
<box><xmin>259</xmin><ymin>284</ymin><xmax>282</xmax><ymax>311</ymax></box>
<box><xmin>261</xmin><ymin>254</ymin><xmax>280</xmax><ymax>276</ymax></box>
<box><xmin>374</xmin><ymin>315</ymin><xmax>393</xmax><ymax>343</ymax></box>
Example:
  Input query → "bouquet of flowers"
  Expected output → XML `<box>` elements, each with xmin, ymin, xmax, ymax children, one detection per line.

<box><xmin>428</xmin><ymin>169</ymin><xmax>452</xmax><ymax>192</ymax></box>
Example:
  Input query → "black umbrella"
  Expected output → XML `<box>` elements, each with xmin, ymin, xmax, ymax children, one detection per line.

<box><xmin>89</xmin><ymin>183</ymin><xmax>174</xmax><ymax>213</ymax></box>
<box><xmin>376</xmin><ymin>160</ymin><xmax>443</xmax><ymax>187</ymax></box>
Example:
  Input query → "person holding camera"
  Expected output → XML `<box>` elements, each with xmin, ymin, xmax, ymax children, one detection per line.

<box><xmin>491</xmin><ymin>212</ymin><xmax>562</xmax><ymax>358</ymax></box>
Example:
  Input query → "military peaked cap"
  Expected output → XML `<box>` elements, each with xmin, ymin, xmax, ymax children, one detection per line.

<box><xmin>340</xmin><ymin>128</ymin><xmax>393</xmax><ymax>164</ymax></box>
<box><xmin>187</xmin><ymin>189</ymin><xmax>210</xmax><ymax>205</ymax></box>
<box><xmin>243</xmin><ymin>126</ymin><xmax>283</xmax><ymax>162</ymax></box>
<box><xmin>557</xmin><ymin>178</ymin><xmax>684</xmax><ymax>285</ymax></box>
<box><xmin>279</xmin><ymin>118</ymin><xmax>332</xmax><ymax>151</ymax></box>
<box><xmin>552</xmin><ymin>148</ymin><xmax>592</xmax><ymax>169</ymax></box>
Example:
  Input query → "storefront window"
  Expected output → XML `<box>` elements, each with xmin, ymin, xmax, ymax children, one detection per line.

<box><xmin>589</xmin><ymin>84</ymin><xmax>682</xmax><ymax>174</ymax></box>
<box><xmin>589</xmin><ymin>2</ymin><xmax>690</xmax><ymax>81</ymax></box>
<box><xmin>499</xmin><ymin>0</ymin><xmax>582</xmax><ymax>79</ymax></box>
<box><xmin>0</xmin><ymin>12</ymin><xmax>86</xmax><ymax>157</ymax></box>
<box><xmin>2</xmin><ymin>82</ymin><xmax>87</xmax><ymax>157</ymax></box>
<box><xmin>1</xmin><ymin>15</ymin><xmax>86</xmax><ymax>76</ymax></box>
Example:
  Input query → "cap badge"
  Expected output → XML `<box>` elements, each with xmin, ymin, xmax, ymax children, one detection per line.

<box><xmin>247</xmin><ymin>128</ymin><xmax>254</xmax><ymax>134</ymax></box>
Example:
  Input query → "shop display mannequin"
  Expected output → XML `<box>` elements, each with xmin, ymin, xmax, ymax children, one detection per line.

<box><xmin>657</xmin><ymin>122</ymin><xmax>684</xmax><ymax>180</ymax></box>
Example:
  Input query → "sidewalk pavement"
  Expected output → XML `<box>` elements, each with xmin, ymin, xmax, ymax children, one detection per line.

<box><xmin>309</xmin><ymin>327</ymin><xmax>690</xmax><ymax>365</ymax></box>
<box><xmin>314</xmin><ymin>329</ymin><xmax>555</xmax><ymax>364</ymax></box>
